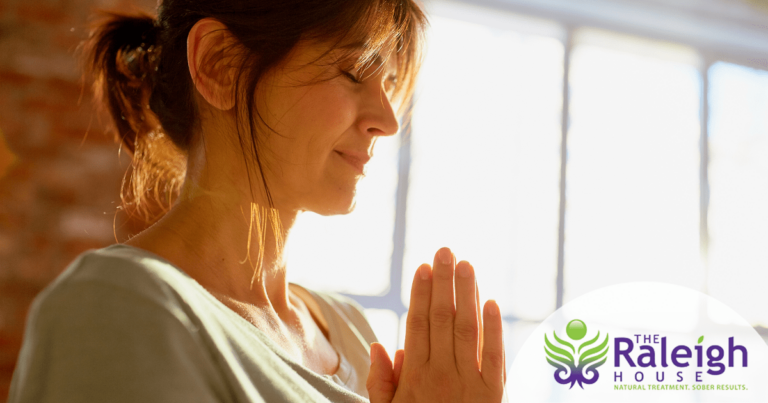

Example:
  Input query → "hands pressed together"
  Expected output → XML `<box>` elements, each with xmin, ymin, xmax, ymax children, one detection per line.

<box><xmin>366</xmin><ymin>247</ymin><xmax>507</xmax><ymax>403</ymax></box>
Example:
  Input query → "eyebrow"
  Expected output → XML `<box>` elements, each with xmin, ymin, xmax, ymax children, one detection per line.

<box><xmin>336</xmin><ymin>42</ymin><xmax>395</xmax><ymax>75</ymax></box>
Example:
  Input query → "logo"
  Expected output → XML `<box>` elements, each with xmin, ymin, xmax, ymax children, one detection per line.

<box><xmin>544</xmin><ymin>319</ymin><xmax>610</xmax><ymax>389</ymax></box>
<box><xmin>510</xmin><ymin>283</ymin><xmax>768</xmax><ymax>401</ymax></box>
<box><xmin>612</xmin><ymin>334</ymin><xmax>748</xmax><ymax>384</ymax></box>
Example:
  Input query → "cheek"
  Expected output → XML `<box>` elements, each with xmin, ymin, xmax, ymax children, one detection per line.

<box><xmin>284</xmin><ymin>86</ymin><xmax>356</xmax><ymax>171</ymax></box>
<box><xmin>274</xmin><ymin>84</ymin><xmax>359</xmax><ymax>191</ymax></box>
<box><xmin>261</xmin><ymin>85</ymin><xmax>355</xmax><ymax>161</ymax></box>
<box><xmin>299</xmin><ymin>84</ymin><xmax>356</xmax><ymax>136</ymax></box>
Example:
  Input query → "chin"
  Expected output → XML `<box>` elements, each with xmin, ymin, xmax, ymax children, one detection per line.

<box><xmin>318</xmin><ymin>194</ymin><xmax>358</xmax><ymax>216</ymax></box>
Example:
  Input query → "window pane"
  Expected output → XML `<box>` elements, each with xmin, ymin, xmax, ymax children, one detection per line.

<box><xmin>364</xmin><ymin>308</ymin><xmax>399</xmax><ymax>359</ymax></box>
<box><xmin>402</xmin><ymin>12</ymin><xmax>563</xmax><ymax>321</ymax></box>
<box><xmin>503</xmin><ymin>320</ymin><xmax>539</xmax><ymax>389</ymax></box>
<box><xmin>564</xmin><ymin>29</ymin><xmax>702</xmax><ymax>303</ymax></box>
<box><xmin>285</xmin><ymin>133</ymin><xmax>399</xmax><ymax>295</ymax></box>
<box><xmin>708</xmin><ymin>61</ymin><xmax>768</xmax><ymax>327</ymax></box>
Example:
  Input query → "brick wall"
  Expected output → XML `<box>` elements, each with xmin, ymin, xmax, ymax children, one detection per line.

<box><xmin>0</xmin><ymin>0</ymin><xmax>155</xmax><ymax>399</ymax></box>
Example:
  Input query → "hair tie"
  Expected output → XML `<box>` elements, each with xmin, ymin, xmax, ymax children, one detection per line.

<box><xmin>119</xmin><ymin>21</ymin><xmax>161</xmax><ymax>82</ymax></box>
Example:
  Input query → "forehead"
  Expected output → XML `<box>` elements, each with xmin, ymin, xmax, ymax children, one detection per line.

<box><xmin>288</xmin><ymin>38</ymin><xmax>398</xmax><ymax>72</ymax></box>
<box><xmin>339</xmin><ymin>40</ymin><xmax>399</xmax><ymax>72</ymax></box>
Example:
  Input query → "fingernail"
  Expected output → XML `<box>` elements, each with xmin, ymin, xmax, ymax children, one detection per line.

<box><xmin>457</xmin><ymin>262</ymin><xmax>471</xmax><ymax>278</ymax></box>
<box><xmin>370</xmin><ymin>343</ymin><xmax>377</xmax><ymax>364</ymax></box>
<box><xmin>419</xmin><ymin>264</ymin><xmax>431</xmax><ymax>280</ymax></box>
<box><xmin>440</xmin><ymin>248</ymin><xmax>452</xmax><ymax>265</ymax></box>
<box><xmin>488</xmin><ymin>300</ymin><xmax>499</xmax><ymax>316</ymax></box>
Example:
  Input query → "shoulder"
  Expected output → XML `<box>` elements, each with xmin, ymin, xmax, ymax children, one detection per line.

<box><xmin>293</xmin><ymin>284</ymin><xmax>378</xmax><ymax>345</ymax></box>
<box><xmin>10</xmin><ymin>246</ymin><xmax>225</xmax><ymax>403</ymax></box>
<box><xmin>291</xmin><ymin>283</ymin><xmax>366</xmax><ymax>321</ymax></box>
<box><xmin>18</xmin><ymin>243</ymin><xmax>211</xmax><ymax>369</ymax></box>
<box><xmin>320</xmin><ymin>291</ymin><xmax>369</xmax><ymax>323</ymax></box>
<box><xmin>30</xmin><ymin>244</ymin><xmax>197</xmax><ymax>330</ymax></box>
<box><xmin>54</xmin><ymin>243</ymin><xmax>191</xmax><ymax>288</ymax></box>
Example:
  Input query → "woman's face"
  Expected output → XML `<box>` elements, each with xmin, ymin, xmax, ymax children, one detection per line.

<box><xmin>253</xmin><ymin>40</ymin><xmax>401</xmax><ymax>215</ymax></box>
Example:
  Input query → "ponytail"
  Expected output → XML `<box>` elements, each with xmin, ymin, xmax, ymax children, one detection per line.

<box><xmin>83</xmin><ymin>11</ymin><xmax>186</xmax><ymax>224</ymax></box>
<box><xmin>87</xmin><ymin>12</ymin><xmax>159</xmax><ymax>153</ymax></box>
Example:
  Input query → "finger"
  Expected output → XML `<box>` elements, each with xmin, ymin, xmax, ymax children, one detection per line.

<box><xmin>480</xmin><ymin>300</ymin><xmax>504</xmax><ymax>391</ymax></box>
<box><xmin>367</xmin><ymin>343</ymin><xmax>396</xmax><ymax>403</ymax></box>
<box><xmin>476</xmin><ymin>281</ymin><xmax>483</xmax><ymax>368</ymax></box>
<box><xmin>393</xmin><ymin>349</ymin><xmax>404</xmax><ymax>388</ymax></box>
<box><xmin>429</xmin><ymin>247</ymin><xmax>456</xmax><ymax>368</ymax></box>
<box><xmin>454</xmin><ymin>261</ymin><xmax>480</xmax><ymax>375</ymax></box>
<box><xmin>502</xmin><ymin>335</ymin><xmax>507</xmax><ymax>386</ymax></box>
<box><xmin>404</xmin><ymin>263</ymin><xmax>432</xmax><ymax>365</ymax></box>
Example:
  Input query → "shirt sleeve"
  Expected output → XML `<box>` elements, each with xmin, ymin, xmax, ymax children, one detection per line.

<box><xmin>329</xmin><ymin>293</ymin><xmax>379</xmax><ymax>347</ymax></box>
<box><xmin>8</xmin><ymin>278</ymin><xmax>233</xmax><ymax>403</ymax></box>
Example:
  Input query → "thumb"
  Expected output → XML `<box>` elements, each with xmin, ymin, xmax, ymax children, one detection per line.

<box><xmin>366</xmin><ymin>342</ymin><xmax>396</xmax><ymax>403</ymax></box>
<box><xmin>393</xmin><ymin>349</ymin><xmax>404</xmax><ymax>388</ymax></box>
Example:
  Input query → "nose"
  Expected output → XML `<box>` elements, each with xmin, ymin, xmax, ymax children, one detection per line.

<box><xmin>358</xmin><ymin>83</ymin><xmax>400</xmax><ymax>137</ymax></box>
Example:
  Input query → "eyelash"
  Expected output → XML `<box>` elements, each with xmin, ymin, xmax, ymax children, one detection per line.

<box><xmin>342</xmin><ymin>70</ymin><xmax>362</xmax><ymax>84</ymax></box>
<box><xmin>342</xmin><ymin>70</ymin><xmax>398</xmax><ymax>87</ymax></box>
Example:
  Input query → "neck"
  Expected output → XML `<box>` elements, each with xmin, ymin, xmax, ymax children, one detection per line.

<box><xmin>127</xmin><ymin>174</ymin><xmax>301</xmax><ymax>317</ymax></box>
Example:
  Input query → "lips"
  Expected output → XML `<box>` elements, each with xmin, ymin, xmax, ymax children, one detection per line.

<box><xmin>334</xmin><ymin>150</ymin><xmax>371</xmax><ymax>174</ymax></box>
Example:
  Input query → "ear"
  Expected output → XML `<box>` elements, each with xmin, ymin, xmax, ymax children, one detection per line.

<box><xmin>187</xmin><ymin>18</ymin><xmax>237</xmax><ymax>111</ymax></box>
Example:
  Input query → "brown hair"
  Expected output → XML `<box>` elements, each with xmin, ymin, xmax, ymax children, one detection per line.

<box><xmin>83</xmin><ymin>0</ymin><xmax>428</xmax><ymax>226</ymax></box>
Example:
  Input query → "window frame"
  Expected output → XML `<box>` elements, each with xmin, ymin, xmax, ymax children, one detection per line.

<box><xmin>340</xmin><ymin>0</ymin><xmax>768</xmax><ymax>347</ymax></box>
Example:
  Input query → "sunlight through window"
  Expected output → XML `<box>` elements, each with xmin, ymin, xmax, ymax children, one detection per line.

<box><xmin>402</xmin><ymin>11</ymin><xmax>563</xmax><ymax>321</ymax></box>
<box><xmin>564</xmin><ymin>29</ymin><xmax>703</xmax><ymax>303</ymax></box>
<box><xmin>285</xmin><ymin>133</ymin><xmax>400</xmax><ymax>295</ymax></box>
<box><xmin>708</xmin><ymin>62</ymin><xmax>768</xmax><ymax>328</ymax></box>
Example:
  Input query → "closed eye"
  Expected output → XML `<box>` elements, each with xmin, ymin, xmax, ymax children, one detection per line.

<box><xmin>342</xmin><ymin>70</ymin><xmax>361</xmax><ymax>84</ymax></box>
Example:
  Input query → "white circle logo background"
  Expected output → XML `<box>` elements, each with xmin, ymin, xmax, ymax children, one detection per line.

<box><xmin>507</xmin><ymin>281</ymin><xmax>768</xmax><ymax>402</ymax></box>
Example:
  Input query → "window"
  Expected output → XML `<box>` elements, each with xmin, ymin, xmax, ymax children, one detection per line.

<box><xmin>403</xmin><ymin>5</ymin><xmax>563</xmax><ymax>362</ymax></box>
<box><xmin>565</xmin><ymin>29</ymin><xmax>703</xmax><ymax>300</ymax></box>
<box><xmin>708</xmin><ymin>62</ymin><xmax>768</xmax><ymax>327</ymax></box>
<box><xmin>286</xmin><ymin>0</ymin><xmax>768</xmax><ymax>376</ymax></box>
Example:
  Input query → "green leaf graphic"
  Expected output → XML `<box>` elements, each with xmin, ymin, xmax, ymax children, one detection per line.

<box><xmin>578</xmin><ymin>330</ymin><xmax>601</xmax><ymax>354</ymax></box>
<box><xmin>553</xmin><ymin>330</ymin><xmax>575</xmax><ymax>354</ymax></box>
<box><xmin>698</xmin><ymin>335</ymin><xmax>704</xmax><ymax>344</ymax></box>
<box><xmin>544</xmin><ymin>334</ymin><xmax>574</xmax><ymax>366</ymax></box>
<box><xmin>578</xmin><ymin>332</ymin><xmax>609</xmax><ymax>369</ymax></box>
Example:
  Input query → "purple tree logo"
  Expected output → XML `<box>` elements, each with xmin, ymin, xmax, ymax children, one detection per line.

<box><xmin>544</xmin><ymin>319</ymin><xmax>610</xmax><ymax>389</ymax></box>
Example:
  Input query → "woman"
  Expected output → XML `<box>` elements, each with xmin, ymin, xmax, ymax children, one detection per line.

<box><xmin>9</xmin><ymin>0</ymin><xmax>507</xmax><ymax>401</ymax></box>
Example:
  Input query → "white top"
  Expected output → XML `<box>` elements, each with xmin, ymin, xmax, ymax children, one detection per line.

<box><xmin>9</xmin><ymin>244</ymin><xmax>378</xmax><ymax>402</ymax></box>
